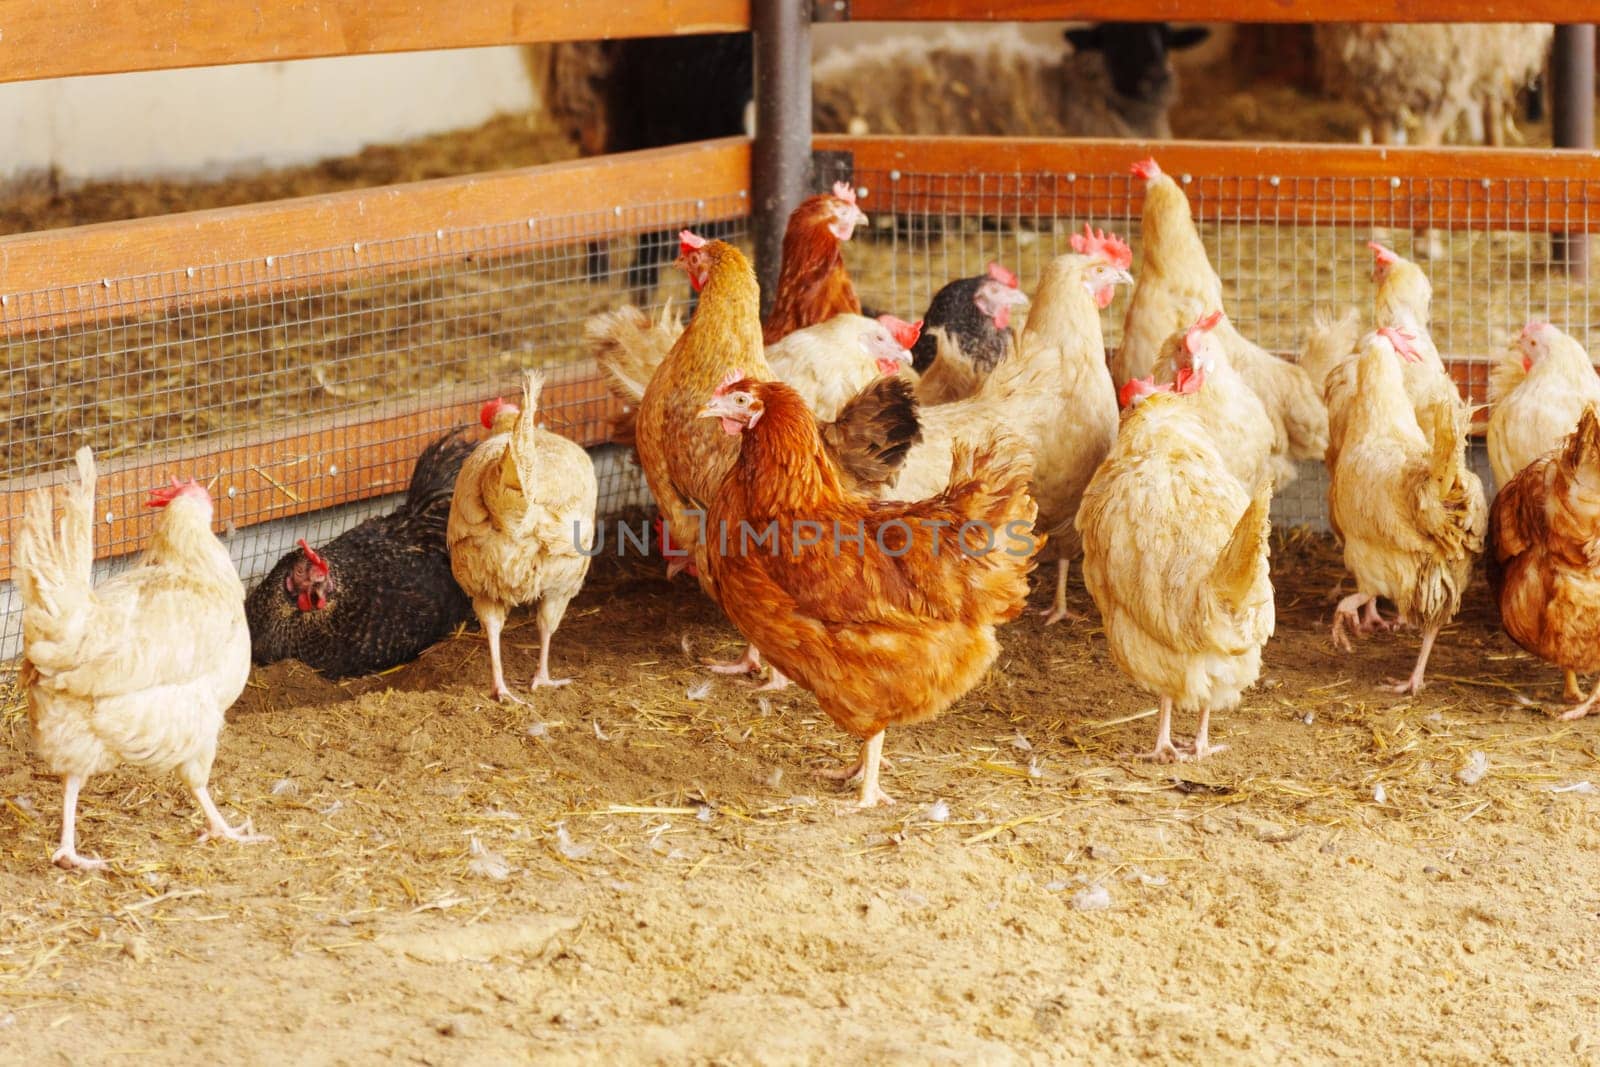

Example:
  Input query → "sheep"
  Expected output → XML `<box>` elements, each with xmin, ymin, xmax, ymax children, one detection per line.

<box><xmin>1313</xmin><ymin>24</ymin><xmax>1552</xmax><ymax>147</ymax></box>
<box><xmin>812</xmin><ymin>23</ymin><xmax>1210</xmax><ymax>141</ymax></box>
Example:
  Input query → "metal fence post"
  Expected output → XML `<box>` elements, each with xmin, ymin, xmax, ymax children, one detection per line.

<box><xmin>1552</xmin><ymin>24</ymin><xmax>1595</xmax><ymax>279</ymax></box>
<box><xmin>752</xmin><ymin>0</ymin><xmax>812</xmax><ymax>320</ymax></box>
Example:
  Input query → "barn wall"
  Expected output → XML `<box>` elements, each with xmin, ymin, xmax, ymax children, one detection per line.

<box><xmin>0</xmin><ymin>47</ymin><xmax>538</xmax><ymax>185</ymax></box>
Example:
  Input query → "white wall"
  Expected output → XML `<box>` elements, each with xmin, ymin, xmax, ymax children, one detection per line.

<box><xmin>0</xmin><ymin>46</ymin><xmax>537</xmax><ymax>184</ymax></box>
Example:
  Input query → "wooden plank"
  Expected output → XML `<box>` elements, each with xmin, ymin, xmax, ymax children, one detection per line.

<box><xmin>821</xmin><ymin>136</ymin><xmax>1600</xmax><ymax>233</ymax></box>
<box><xmin>0</xmin><ymin>0</ymin><xmax>749</xmax><ymax>83</ymax></box>
<box><xmin>0</xmin><ymin>138</ymin><xmax>750</xmax><ymax>339</ymax></box>
<box><xmin>842</xmin><ymin>0</ymin><xmax>1565</xmax><ymax>22</ymax></box>
<box><xmin>0</xmin><ymin>371</ymin><xmax>623</xmax><ymax>583</ymax></box>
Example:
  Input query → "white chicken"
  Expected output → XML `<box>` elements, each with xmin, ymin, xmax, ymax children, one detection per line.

<box><xmin>1155</xmin><ymin>309</ymin><xmax>1277</xmax><ymax>491</ymax></box>
<box><xmin>447</xmin><ymin>370</ymin><xmax>599</xmax><ymax>703</ymax></box>
<box><xmin>17</xmin><ymin>449</ymin><xmax>266</xmax><ymax>870</ymax></box>
<box><xmin>1487</xmin><ymin>321</ymin><xmax>1600</xmax><ymax>489</ymax></box>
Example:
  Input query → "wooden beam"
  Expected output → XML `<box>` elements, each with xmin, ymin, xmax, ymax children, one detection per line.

<box><xmin>0</xmin><ymin>371</ymin><xmax>623</xmax><ymax>584</ymax></box>
<box><xmin>820</xmin><ymin>136</ymin><xmax>1600</xmax><ymax>233</ymax></box>
<box><xmin>841</xmin><ymin>0</ymin><xmax>1565</xmax><ymax>22</ymax></box>
<box><xmin>0</xmin><ymin>138</ymin><xmax>750</xmax><ymax>339</ymax></box>
<box><xmin>0</xmin><ymin>0</ymin><xmax>750</xmax><ymax>83</ymax></box>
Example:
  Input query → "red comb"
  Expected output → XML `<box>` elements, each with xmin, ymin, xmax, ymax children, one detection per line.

<box><xmin>1118</xmin><ymin>375</ymin><xmax>1168</xmax><ymax>409</ymax></box>
<box><xmin>1520</xmin><ymin>320</ymin><xmax>1550</xmax><ymax>339</ymax></box>
<box><xmin>1068</xmin><ymin>224</ymin><xmax>1133</xmax><ymax>270</ymax></box>
<box><xmin>679</xmin><ymin>229</ymin><xmax>707</xmax><ymax>255</ymax></box>
<box><xmin>145</xmin><ymin>477</ymin><xmax>205</xmax><ymax>509</ymax></box>
<box><xmin>712</xmin><ymin>369</ymin><xmax>746</xmax><ymax>398</ymax></box>
<box><xmin>1377</xmin><ymin>326</ymin><xmax>1422</xmax><ymax>363</ymax></box>
<box><xmin>297</xmin><ymin>538</ymin><xmax>329</xmax><ymax>575</ymax></box>
<box><xmin>480</xmin><ymin>397</ymin><xmax>515</xmax><ymax>429</ymax></box>
<box><xmin>1367</xmin><ymin>241</ymin><xmax>1400</xmax><ymax>267</ymax></box>
<box><xmin>986</xmin><ymin>261</ymin><xmax>1018</xmax><ymax>288</ymax></box>
<box><xmin>1131</xmin><ymin>158</ymin><xmax>1162</xmax><ymax>182</ymax></box>
<box><xmin>878</xmin><ymin>314</ymin><xmax>922</xmax><ymax>349</ymax></box>
<box><xmin>831</xmin><ymin>181</ymin><xmax>858</xmax><ymax>206</ymax></box>
<box><xmin>1184</xmin><ymin>310</ymin><xmax>1224</xmax><ymax>355</ymax></box>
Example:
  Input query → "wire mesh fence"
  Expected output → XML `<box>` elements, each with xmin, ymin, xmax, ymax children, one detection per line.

<box><xmin>0</xmin><ymin>194</ymin><xmax>750</xmax><ymax>656</ymax></box>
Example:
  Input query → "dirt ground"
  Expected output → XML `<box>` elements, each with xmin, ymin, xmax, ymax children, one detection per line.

<box><xmin>2</xmin><ymin>533</ymin><xmax>1599</xmax><ymax>1064</ymax></box>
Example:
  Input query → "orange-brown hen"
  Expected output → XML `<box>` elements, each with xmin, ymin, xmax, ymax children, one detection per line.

<box><xmin>697</xmin><ymin>376</ymin><xmax>1039</xmax><ymax>807</ymax></box>
<box><xmin>762</xmin><ymin>181</ymin><xmax>867</xmax><ymax>345</ymax></box>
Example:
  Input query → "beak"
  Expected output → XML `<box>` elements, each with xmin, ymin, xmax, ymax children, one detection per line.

<box><xmin>1111</xmin><ymin>267</ymin><xmax>1135</xmax><ymax>287</ymax></box>
<box><xmin>696</xmin><ymin>399</ymin><xmax>731</xmax><ymax>420</ymax></box>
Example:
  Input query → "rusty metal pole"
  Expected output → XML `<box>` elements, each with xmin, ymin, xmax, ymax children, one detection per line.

<box><xmin>1552</xmin><ymin>24</ymin><xmax>1594</xmax><ymax>279</ymax></box>
<box><xmin>752</xmin><ymin>0</ymin><xmax>811</xmax><ymax>320</ymax></box>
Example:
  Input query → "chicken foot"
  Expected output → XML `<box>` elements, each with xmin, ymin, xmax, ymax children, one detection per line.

<box><xmin>1360</xmin><ymin>598</ymin><xmax>1396</xmax><ymax>633</ymax></box>
<box><xmin>1187</xmin><ymin>706</ymin><xmax>1228</xmax><ymax>760</ymax></box>
<box><xmin>530</xmin><ymin>598</ymin><xmax>573</xmax><ymax>688</ymax></box>
<box><xmin>192</xmin><ymin>783</ymin><xmax>272</xmax><ymax>846</ymax></box>
<box><xmin>1330</xmin><ymin>593</ymin><xmax>1374</xmax><ymax>652</ymax></box>
<box><xmin>826</xmin><ymin>731</ymin><xmax>894</xmax><ymax>807</ymax></box>
<box><xmin>1138</xmin><ymin>697</ymin><xmax>1187</xmax><ymax>764</ymax></box>
<box><xmin>475</xmin><ymin>601</ymin><xmax>526</xmax><ymax>705</ymax></box>
<box><xmin>703</xmin><ymin>643</ymin><xmax>790</xmax><ymax>692</ymax></box>
<box><xmin>52</xmin><ymin>775</ymin><xmax>106</xmax><ymax>871</ymax></box>
<box><xmin>1559</xmin><ymin>675</ymin><xmax>1600</xmax><ymax>721</ymax></box>
<box><xmin>1385</xmin><ymin>623</ymin><xmax>1440</xmax><ymax>695</ymax></box>
<box><xmin>1040</xmin><ymin>559</ymin><xmax>1086</xmax><ymax>626</ymax></box>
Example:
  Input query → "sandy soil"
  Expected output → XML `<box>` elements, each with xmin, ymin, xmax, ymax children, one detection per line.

<box><xmin>2</xmin><ymin>534</ymin><xmax>1599</xmax><ymax>1064</ymax></box>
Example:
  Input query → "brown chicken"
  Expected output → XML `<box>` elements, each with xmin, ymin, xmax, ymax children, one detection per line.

<box><xmin>1325</xmin><ymin>327</ymin><xmax>1486</xmax><ymax>694</ymax></box>
<box><xmin>17</xmin><ymin>450</ymin><xmax>267</xmax><ymax>869</ymax></box>
<box><xmin>1116</xmin><ymin>157</ymin><xmax>1327</xmax><ymax>486</ymax></box>
<box><xmin>447</xmin><ymin>371</ymin><xmax>598</xmax><ymax>703</ymax></box>
<box><xmin>631</xmin><ymin>234</ymin><xmax>920</xmax><ymax>688</ymax></box>
<box><xmin>763</xmin><ymin>181</ymin><xmax>868</xmax><ymax>344</ymax></box>
<box><xmin>1079</xmin><ymin>371</ymin><xmax>1275</xmax><ymax>762</ymax></box>
<box><xmin>1488</xmin><ymin>405</ymin><xmax>1600</xmax><ymax>717</ymax></box>
<box><xmin>698</xmin><ymin>375</ymin><xmax>1039</xmax><ymax>806</ymax></box>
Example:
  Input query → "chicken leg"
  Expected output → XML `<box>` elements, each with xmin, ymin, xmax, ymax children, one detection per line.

<box><xmin>1385</xmin><ymin>623</ymin><xmax>1440</xmax><ymax>695</ymax></box>
<box><xmin>1330</xmin><ymin>592</ymin><xmax>1374</xmax><ymax>652</ymax></box>
<box><xmin>530</xmin><ymin>595</ymin><xmax>573</xmax><ymax>688</ymax></box>
<box><xmin>1187</xmin><ymin>706</ymin><xmax>1228</xmax><ymax>760</ymax></box>
<box><xmin>1559</xmin><ymin>676</ymin><xmax>1600</xmax><ymax>721</ymax></box>
<box><xmin>1564</xmin><ymin>670</ymin><xmax>1584</xmax><ymax>704</ymax></box>
<box><xmin>1041</xmin><ymin>559</ymin><xmax>1085</xmax><ymax>626</ymax></box>
<box><xmin>52</xmin><ymin>775</ymin><xmax>106</xmax><ymax>871</ymax></box>
<box><xmin>829</xmin><ymin>731</ymin><xmax>893</xmax><ymax>807</ymax></box>
<box><xmin>475</xmin><ymin>599</ymin><xmax>525</xmax><ymax>705</ymax></box>
<box><xmin>1360</xmin><ymin>598</ymin><xmax>1395</xmax><ymax>633</ymax></box>
<box><xmin>704</xmin><ymin>643</ymin><xmax>790</xmax><ymax>691</ymax></box>
<box><xmin>191</xmin><ymin>783</ymin><xmax>272</xmax><ymax>846</ymax></box>
<box><xmin>1139</xmin><ymin>696</ymin><xmax>1186</xmax><ymax>764</ymax></box>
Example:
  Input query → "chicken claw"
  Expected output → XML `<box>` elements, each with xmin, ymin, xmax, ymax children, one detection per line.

<box><xmin>853</xmin><ymin>732</ymin><xmax>895</xmax><ymax>807</ymax></box>
<box><xmin>1359</xmin><ymin>599</ymin><xmax>1395</xmax><ymax>633</ymax></box>
<box><xmin>491</xmin><ymin>684</ymin><xmax>530</xmax><ymax>706</ymax></box>
<box><xmin>1136</xmin><ymin>698</ymin><xmax>1188</xmax><ymax>763</ymax></box>
<box><xmin>193</xmin><ymin>785</ymin><xmax>273</xmax><ymax>847</ymax></box>
<box><xmin>529</xmin><ymin>672</ymin><xmax>572</xmax><ymax>689</ymax></box>
<box><xmin>1563</xmin><ymin>670</ymin><xmax>1584</xmax><ymax>704</ymax></box>
<box><xmin>1559</xmin><ymin>675</ymin><xmax>1600</xmax><ymax>720</ymax></box>
<box><xmin>704</xmin><ymin>643</ymin><xmax>762</xmax><ymax>675</ymax></box>
<box><xmin>1330</xmin><ymin>593</ymin><xmax>1372</xmax><ymax>652</ymax></box>
<box><xmin>1040</xmin><ymin>560</ymin><xmax>1086</xmax><ymax>625</ymax></box>
<box><xmin>1383</xmin><ymin>623</ymin><xmax>1439</xmax><ymax>696</ymax></box>
<box><xmin>52</xmin><ymin>848</ymin><xmax>107</xmax><ymax>872</ymax></box>
<box><xmin>1185</xmin><ymin>707</ymin><xmax>1228</xmax><ymax>760</ymax></box>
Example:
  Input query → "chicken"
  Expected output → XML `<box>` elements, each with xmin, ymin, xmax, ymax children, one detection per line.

<box><xmin>1366</xmin><ymin>240</ymin><xmax>1462</xmax><ymax>414</ymax></box>
<box><xmin>1297</xmin><ymin>306</ymin><xmax>1364</xmax><ymax>472</ymax></box>
<box><xmin>1487</xmin><ymin>321</ymin><xmax>1600</xmax><ymax>489</ymax></box>
<box><xmin>764</xmin><ymin>181</ymin><xmax>868</xmax><ymax>344</ymax></box>
<box><xmin>1487</xmin><ymin>405</ymin><xmax>1600</xmax><ymax>717</ymax></box>
<box><xmin>697</xmin><ymin>374</ymin><xmax>1040</xmax><ymax>806</ymax></box>
<box><xmin>1078</xmin><ymin>373</ymin><xmax>1275</xmax><ymax>762</ymax></box>
<box><xmin>765</xmin><ymin>312</ymin><xmax>918</xmax><ymax>422</ymax></box>
<box><xmin>1116</xmin><ymin>157</ymin><xmax>1327</xmax><ymax>487</ymax></box>
<box><xmin>246</xmin><ymin>429</ymin><xmax>476</xmax><ymax>678</ymax></box>
<box><xmin>910</xmin><ymin>262</ymin><xmax>1031</xmax><ymax>406</ymax></box>
<box><xmin>447</xmin><ymin>371</ymin><xmax>598</xmax><ymax>703</ymax></box>
<box><xmin>627</xmin><ymin>234</ymin><xmax>920</xmax><ymax>688</ymax></box>
<box><xmin>16</xmin><ymin>449</ymin><xmax>266</xmax><ymax>870</ymax></box>
<box><xmin>1325</xmin><ymin>328</ymin><xmax>1487</xmax><ymax>694</ymax></box>
<box><xmin>1154</xmin><ymin>310</ymin><xmax>1277</xmax><ymax>491</ymax></box>
<box><xmin>886</xmin><ymin>225</ymin><xmax>1129</xmax><ymax>625</ymax></box>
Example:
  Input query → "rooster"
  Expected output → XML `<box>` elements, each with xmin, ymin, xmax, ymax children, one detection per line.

<box><xmin>1079</xmin><ymin>372</ymin><xmax>1275</xmax><ymax>762</ymax></box>
<box><xmin>1488</xmin><ymin>405</ymin><xmax>1600</xmax><ymax>716</ymax></box>
<box><xmin>910</xmin><ymin>262</ymin><xmax>1031</xmax><ymax>406</ymax></box>
<box><xmin>698</xmin><ymin>374</ymin><xmax>1039</xmax><ymax>806</ymax></box>
<box><xmin>1487</xmin><ymin>321</ymin><xmax>1600</xmax><ymax>489</ymax></box>
<box><xmin>447</xmin><ymin>372</ymin><xmax>598</xmax><ymax>703</ymax></box>
<box><xmin>17</xmin><ymin>450</ymin><xmax>268</xmax><ymax>869</ymax></box>
<box><xmin>1325</xmin><ymin>327</ymin><xmax>1486</xmax><ymax>694</ymax></box>
<box><xmin>885</xmin><ymin>225</ymin><xmax>1130</xmax><ymax>625</ymax></box>
<box><xmin>246</xmin><ymin>429</ymin><xmax>475</xmax><ymax>678</ymax></box>
<box><xmin>1117</xmin><ymin>157</ymin><xmax>1327</xmax><ymax>487</ymax></box>
<box><xmin>626</xmin><ymin>234</ymin><xmax>920</xmax><ymax>688</ymax></box>
<box><xmin>763</xmin><ymin>180</ymin><xmax>868</xmax><ymax>344</ymax></box>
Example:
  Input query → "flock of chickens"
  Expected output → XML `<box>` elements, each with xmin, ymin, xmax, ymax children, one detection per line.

<box><xmin>16</xmin><ymin>162</ymin><xmax>1600</xmax><ymax>869</ymax></box>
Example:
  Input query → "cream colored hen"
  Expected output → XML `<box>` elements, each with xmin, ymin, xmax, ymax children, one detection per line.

<box><xmin>448</xmin><ymin>370</ymin><xmax>598</xmax><ymax>703</ymax></box>
<box><xmin>1078</xmin><ymin>375</ymin><xmax>1275</xmax><ymax>762</ymax></box>
<box><xmin>1325</xmin><ymin>328</ymin><xmax>1486</xmax><ymax>694</ymax></box>
<box><xmin>17</xmin><ymin>449</ymin><xmax>265</xmax><ymax>870</ymax></box>
<box><xmin>885</xmin><ymin>225</ymin><xmax>1130</xmax><ymax>624</ymax></box>
<box><xmin>1487</xmin><ymin>321</ymin><xmax>1600</xmax><ymax>489</ymax></box>
<box><xmin>1153</xmin><ymin>309</ymin><xmax>1277</xmax><ymax>491</ymax></box>
<box><xmin>1115</xmin><ymin>157</ymin><xmax>1327</xmax><ymax>486</ymax></box>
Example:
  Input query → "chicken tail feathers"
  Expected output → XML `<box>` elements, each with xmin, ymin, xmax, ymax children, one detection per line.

<box><xmin>1300</xmin><ymin>306</ymin><xmax>1361</xmax><ymax>397</ymax></box>
<box><xmin>820</xmin><ymin>376</ymin><xmax>923</xmax><ymax>493</ymax></box>
<box><xmin>1564</xmin><ymin>403</ymin><xmax>1600</xmax><ymax>474</ymax></box>
<box><xmin>1212</xmin><ymin>478</ymin><xmax>1272</xmax><ymax>612</ymax></box>
<box><xmin>397</xmin><ymin>427</ymin><xmax>476</xmax><ymax>537</ymax></box>
<box><xmin>17</xmin><ymin>446</ymin><xmax>96</xmax><ymax>670</ymax></box>
<box><xmin>586</xmin><ymin>301</ymin><xmax>682</xmax><ymax>443</ymax></box>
